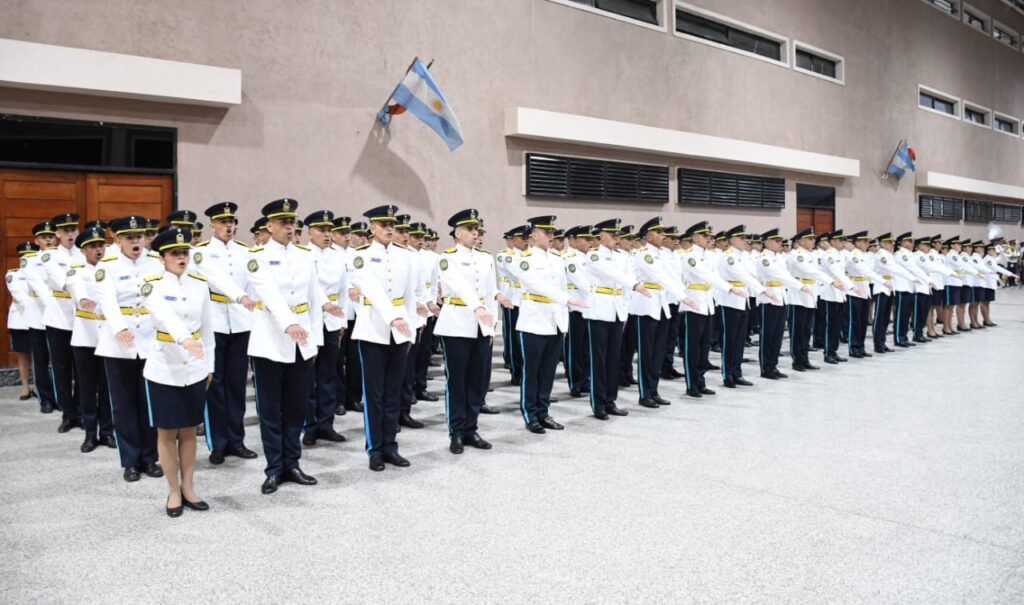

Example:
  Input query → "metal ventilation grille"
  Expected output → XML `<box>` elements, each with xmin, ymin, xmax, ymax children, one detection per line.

<box><xmin>678</xmin><ymin>168</ymin><xmax>785</xmax><ymax>208</ymax></box>
<box><xmin>918</xmin><ymin>195</ymin><xmax>964</xmax><ymax>220</ymax></box>
<box><xmin>525</xmin><ymin>153</ymin><xmax>669</xmax><ymax>203</ymax></box>
<box><xmin>992</xmin><ymin>203</ymin><xmax>1023</xmax><ymax>223</ymax></box>
<box><xmin>964</xmin><ymin>200</ymin><xmax>994</xmax><ymax>223</ymax></box>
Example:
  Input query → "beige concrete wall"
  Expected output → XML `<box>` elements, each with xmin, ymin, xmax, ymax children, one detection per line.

<box><xmin>1</xmin><ymin>0</ymin><xmax>1022</xmax><ymax>242</ymax></box>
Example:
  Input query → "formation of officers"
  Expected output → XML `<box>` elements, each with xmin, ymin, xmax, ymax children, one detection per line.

<box><xmin>5</xmin><ymin>203</ymin><xmax>1016</xmax><ymax>516</ymax></box>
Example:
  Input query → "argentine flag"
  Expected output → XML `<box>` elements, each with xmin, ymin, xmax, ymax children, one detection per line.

<box><xmin>378</xmin><ymin>58</ymin><xmax>464</xmax><ymax>151</ymax></box>
<box><xmin>886</xmin><ymin>141</ymin><xmax>916</xmax><ymax>179</ymax></box>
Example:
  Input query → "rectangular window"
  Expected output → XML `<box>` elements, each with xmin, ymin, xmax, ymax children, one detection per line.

<box><xmin>567</xmin><ymin>0</ymin><xmax>661</xmax><ymax>25</ymax></box>
<box><xmin>919</xmin><ymin>194</ymin><xmax>964</xmax><ymax>220</ymax></box>
<box><xmin>674</xmin><ymin>4</ymin><xmax>787</xmax><ymax>65</ymax></box>
<box><xmin>962</xmin><ymin>3</ymin><xmax>991</xmax><ymax>32</ymax></box>
<box><xmin>918</xmin><ymin>86</ymin><xmax>959</xmax><ymax>118</ymax></box>
<box><xmin>792</xmin><ymin>41</ymin><xmax>844</xmax><ymax>84</ymax></box>
<box><xmin>994</xmin><ymin>113</ymin><xmax>1020</xmax><ymax>136</ymax></box>
<box><xmin>923</xmin><ymin>0</ymin><xmax>959</xmax><ymax>16</ymax></box>
<box><xmin>992</xmin><ymin>203</ymin><xmax>1023</xmax><ymax>223</ymax></box>
<box><xmin>678</xmin><ymin>168</ymin><xmax>785</xmax><ymax>209</ymax></box>
<box><xmin>525</xmin><ymin>153</ymin><xmax>669</xmax><ymax>203</ymax></box>
<box><xmin>964</xmin><ymin>199</ymin><xmax>994</xmax><ymax>222</ymax></box>
<box><xmin>993</xmin><ymin>21</ymin><xmax>1020</xmax><ymax>47</ymax></box>
<box><xmin>962</xmin><ymin>101</ymin><xmax>991</xmax><ymax>128</ymax></box>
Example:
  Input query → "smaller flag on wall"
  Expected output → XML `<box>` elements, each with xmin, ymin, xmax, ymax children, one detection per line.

<box><xmin>883</xmin><ymin>140</ymin><xmax>916</xmax><ymax>180</ymax></box>
<box><xmin>377</xmin><ymin>58</ymin><xmax>464</xmax><ymax>151</ymax></box>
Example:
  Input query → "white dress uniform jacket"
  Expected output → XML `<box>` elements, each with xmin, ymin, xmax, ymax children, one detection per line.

<box><xmin>786</xmin><ymin>249</ymin><xmax>832</xmax><ymax>309</ymax></box>
<box><xmin>510</xmin><ymin>246</ymin><xmax>571</xmax><ymax>335</ymax></box>
<box><xmin>629</xmin><ymin>245</ymin><xmax>687</xmax><ymax>319</ymax></box>
<box><xmin>717</xmin><ymin>247</ymin><xmax>766</xmax><ymax>310</ymax></box>
<box><xmin>191</xmin><ymin>237</ymin><xmax>253</xmax><ymax>334</ymax></box>
<box><xmin>893</xmin><ymin>247</ymin><xmax>932</xmax><ymax>293</ymax></box>
<box><xmin>818</xmin><ymin>248</ymin><xmax>855</xmax><ymax>302</ymax></box>
<box><xmin>94</xmin><ymin>251</ymin><xmax>161</xmax><ymax>359</ymax></box>
<box><xmin>309</xmin><ymin>243</ymin><xmax>348</xmax><ymax>332</ymax></box>
<box><xmin>41</xmin><ymin>244</ymin><xmax>85</xmax><ymax>330</ymax></box>
<box><xmin>755</xmin><ymin>250</ymin><xmax>803</xmax><ymax>306</ymax></box>
<box><xmin>943</xmin><ymin>250</ymin><xmax>965</xmax><ymax>288</ymax></box>
<box><xmin>585</xmin><ymin>244</ymin><xmax>635</xmax><ymax>322</ymax></box>
<box><xmin>679</xmin><ymin>246</ymin><xmax>734</xmax><ymax>315</ymax></box>
<box><xmin>434</xmin><ymin>244</ymin><xmax>498</xmax><ymax>338</ymax></box>
<box><xmin>562</xmin><ymin>249</ymin><xmax>593</xmax><ymax>315</ymax></box>
<box><xmin>142</xmin><ymin>271</ymin><xmax>216</xmax><ymax>386</ymax></box>
<box><xmin>6</xmin><ymin>267</ymin><xmax>35</xmax><ymax>331</ymax></box>
<box><xmin>66</xmin><ymin>262</ymin><xmax>106</xmax><ymax>348</ymax></box>
<box><xmin>844</xmin><ymin>249</ymin><xmax>886</xmax><ymax>299</ymax></box>
<box><xmin>21</xmin><ymin>252</ymin><xmax>52</xmax><ymax>325</ymax></box>
<box><xmin>349</xmin><ymin>240</ymin><xmax>419</xmax><ymax>346</ymax></box>
<box><xmin>246</xmin><ymin>239</ymin><xmax>327</xmax><ymax>362</ymax></box>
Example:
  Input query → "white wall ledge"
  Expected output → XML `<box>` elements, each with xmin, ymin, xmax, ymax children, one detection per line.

<box><xmin>916</xmin><ymin>170</ymin><xmax>1024</xmax><ymax>201</ymax></box>
<box><xmin>505</xmin><ymin>107</ymin><xmax>860</xmax><ymax>178</ymax></box>
<box><xmin>0</xmin><ymin>38</ymin><xmax>241</xmax><ymax>107</ymax></box>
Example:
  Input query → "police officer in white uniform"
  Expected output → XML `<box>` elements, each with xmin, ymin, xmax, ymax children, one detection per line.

<box><xmin>844</xmin><ymin>231</ymin><xmax>890</xmax><ymax>358</ymax></box>
<box><xmin>754</xmin><ymin>228</ymin><xmax>809</xmax><ymax>379</ymax></box>
<box><xmin>94</xmin><ymin>215</ymin><xmax>163</xmax><ymax>482</ymax></box>
<box><xmin>435</xmin><ymin>209</ymin><xmax>500</xmax><ymax>453</ymax></box>
<box><xmin>7</xmin><ymin>242</ymin><xmax>42</xmax><ymax>403</ymax></box>
<box><xmin>246</xmin><ymin>198</ymin><xmax>340</xmax><ymax>494</ymax></box>
<box><xmin>191</xmin><ymin>201</ymin><xmax>260</xmax><ymax>464</ymax></box>
<box><xmin>65</xmin><ymin>227</ymin><xmax>116</xmax><ymax>452</ymax></box>
<box><xmin>349</xmin><ymin>204</ymin><xmax>426</xmax><ymax>471</ymax></box>
<box><xmin>787</xmin><ymin>228</ymin><xmax>833</xmax><ymax>371</ymax></box>
<box><xmin>24</xmin><ymin>222</ymin><xmax>59</xmax><ymax>413</ymax></box>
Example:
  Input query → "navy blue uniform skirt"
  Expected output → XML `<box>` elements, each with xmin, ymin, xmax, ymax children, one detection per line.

<box><xmin>145</xmin><ymin>379</ymin><xmax>206</xmax><ymax>429</ymax></box>
<box><xmin>8</xmin><ymin>329</ymin><xmax>30</xmax><ymax>353</ymax></box>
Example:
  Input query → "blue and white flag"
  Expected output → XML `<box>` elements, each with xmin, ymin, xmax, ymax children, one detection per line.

<box><xmin>377</xmin><ymin>58</ymin><xmax>464</xmax><ymax>151</ymax></box>
<box><xmin>886</xmin><ymin>141</ymin><xmax>916</xmax><ymax>179</ymax></box>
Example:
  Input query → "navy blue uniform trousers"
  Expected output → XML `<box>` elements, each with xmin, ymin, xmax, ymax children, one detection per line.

<box><xmin>252</xmin><ymin>350</ymin><xmax>313</xmax><ymax>477</ymax></box>
<box><xmin>104</xmin><ymin>356</ymin><xmax>157</xmax><ymax>469</ymax></box>
<box><xmin>206</xmin><ymin>331</ymin><xmax>250</xmax><ymax>451</ymax></box>
<box><xmin>358</xmin><ymin>338</ymin><xmax>409</xmax><ymax>457</ymax></box>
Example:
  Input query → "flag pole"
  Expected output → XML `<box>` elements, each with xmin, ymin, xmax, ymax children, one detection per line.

<box><xmin>381</xmin><ymin>56</ymin><xmax>420</xmax><ymax>109</ymax></box>
<box><xmin>880</xmin><ymin>138</ymin><xmax>905</xmax><ymax>180</ymax></box>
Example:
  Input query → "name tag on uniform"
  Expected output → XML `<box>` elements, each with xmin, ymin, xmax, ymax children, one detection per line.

<box><xmin>371</xmin><ymin>257</ymin><xmax>382</xmax><ymax>263</ymax></box>
<box><xmin>119</xmin><ymin>275</ymin><xmax>130</xmax><ymax>280</ymax></box>
<box><xmin>164</xmin><ymin>295</ymin><xmax>177</xmax><ymax>301</ymax></box>
<box><xmin>269</xmin><ymin>260</ymin><xmax>281</xmax><ymax>266</ymax></box>
<box><xmin>462</xmin><ymin>262</ymin><xmax>471</xmax><ymax>267</ymax></box>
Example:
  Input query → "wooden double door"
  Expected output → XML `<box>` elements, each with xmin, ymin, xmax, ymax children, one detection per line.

<box><xmin>797</xmin><ymin>207</ymin><xmax>834</xmax><ymax>236</ymax></box>
<box><xmin>1</xmin><ymin>169</ymin><xmax>174</xmax><ymax>366</ymax></box>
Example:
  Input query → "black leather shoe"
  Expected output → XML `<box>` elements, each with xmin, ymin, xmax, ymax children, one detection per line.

<box><xmin>850</xmin><ymin>351</ymin><xmax>865</xmax><ymax>359</ymax></box>
<box><xmin>80</xmin><ymin>437</ymin><xmax>99</xmax><ymax>453</ymax></box>
<box><xmin>792</xmin><ymin>364</ymin><xmax>806</xmax><ymax>372</ymax></box>
<box><xmin>824</xmin><ymin>356</ymin><xmax>839</xmax><ymax>364</ymax></box>
<box><xmin>540</xmin><ymin>417</ymin><xmax>564</xmax><ymax>431</ymax></box>
<box><xmin>882</xmin><ymin>346</ymin><xmax>895</xmax><ymax>352</ymax></box>
<box><xmin>415</xmin><ymin>390</ymin><xmax>438</xmax><ymax>402</ymax></box>
<box><xmin>479</xmin><ymin>404</ymin><xmax>500</xmax><ymax>414</ymax></box>
<box><xmin>398</xmin><ymin>412</ymin><xmax>424</xmax><ymax>429</ymax></box>
<box><xmin>335</xmin><ymin>406</ymin><xmax>346</xmax><ymax>416</ymax></box>
<box><xmin>686</xmin><ymin>389</ymin><xmax>702</xmax><ymax>398</ymax></box>
<box><xmin>652</xmin><ymin>394</ymin><xmax>671</xmax><ymax>406</ymax></box>
<box><xmin>368</xmin><ymin>456</ymin><xmax>385</xmax><ymax>471</ymax></box>
<box><xmin>225</xmin><ymin>445</ymin><xmax>258</xmax><ymax>459</ymax></box>
<box><xmin>874</xmin><ymin>347</ymin><xmax>887</xmax><ymax>354</ymax></box>
<box><xmin>836</xmin><ymin>356</ymin><xmax>848</xmax><ymax>362</ymax></box>
<box><xmin>760</xmin><ymin>372</ymin><xmax>778</xmax><ymax>380</ymax></box>
<box><xmin>58</xmin><ymin>419</ymin><xmax>74</xmax><ymax>433</ymax></box>
<box><xmin>123</xmin><ymin>467</ymin><xmax>141</xmax><ymax>482</ymax></box>
<box><xmin>261</xmin><ymin>475</ymin><xmax>280</xmax><ymax>494</ymax></box>
<box><xmin>181</xmin><ymin>491</ymin><xmax>210</xmax><ymax>511</ymax></box>
<box><xmin>861</xmin><ymin>351</ymin><xmax>873</xmax><ymax>358</ymax></box>
<box><xmin>101</xmin><ymin>435</ymin><xmax>117</xmax><ymax>448</ymax></box>
<box><xmin>549</xmin><ymin>397</ymin><xmax>560</xmax><ymax>403</ymax></box>
<box><xmin>526</xmin><ymin>422</ymin><xmax>546</xmax><ymax>434</ymax></box>
<box><xmin>302</xmin><ymin>433</ymin><xmax>317</xmax><ymax>447</ymax></box>
<box><xmin>449</xmin><ymin>435</ymin><xmax>464</xmax><ymax>454</ymax></box>
<box><xmin>40</xmin><ymin>402</ymin><xmax>54</xmax><ymax>414</ymax></box>
<box><xmin>144</xmin><ymin>463</ymin><xmax>164</xmax><ymax>478</ymax></box>
<box><xmin>734</xmin><ymin>378</ymin><xmax>753</xmax><ymax>386</ymax></box>
<box><xmin>723</xmin><ymin>379</ymin><xmax>737</xmax><ymax>388</ymax></box>
<box><xmin>570</xmin><ymin>390</ymin><xmax>584</xmax><ymax>398</ymax></box>
<box><xmin>704</xmin><ymin>363</ymin><xmax>720</xmax><ymax>370</ymax></box>
<box><xmin>668</xmin><ymin>368</ymin><xmax>684</xmax><ymax>378</ymax></box>
<box><xmin>771</xmin><ymin>371</ymin><xmax>788</xmax><ymax>379</ymax></box>
<box><xmin>346</xmin><ymin>401</ymin><xmax>365</xmax><ymax>413</ymax></box>
<box><xmin>593</xmin><ymin>411</ymin><xmax>609</xmax><ymax>420</ymax></box>
<box><xmin>382</xmin><ymin>452</ymin><xmax>411</xmax><ymax>467</ymax></box>
<box><xmin>895</xmin><ymin>342</ymin><xmax>910</xmax><ymax>348</ymax></box>
<box><xmin>805</xmin><ymin>364</ymin><xmax>820</xmax><ymax>370</ymax></box>
<box><xmin>606</xmin><ymin>405</ymin><xmax>628</xmax><ymax>416</ymax></box>
<box><xmin>209</xmin><ymin>450</ymin><xmax>226</xmax><ymax>465</ymax></box>
<box><xmin>912</xmin><ymin>336</ymin><xmax>927</xmax><ymax>343</ymax></box>
<box><xmin>317</xmin><ymin>428</ymin><xmax>347</xmax><ymax>442</ymax></box>
<box><xmin>166</xmin><ymin>496</ymin><xmax>183</xmax><ymax>518</ymax></box>
<box><xmin>638</xmin><ymin>398</ymin><xmax>659</xmax><ymax>408</ymax></box>
<box><xmin>700</xmin><ymin>387</ymin><xmax>716</xmax><ymax>395</ymax></box>
<box><xmin>282</xmin><ymin>468</ymin><xmax>318</xmax><ymax>485</ymax></box>
<box><xmin>463</xmin><ymin>433</ymin><xmax>492</xmax><ymax>449</ymax></box>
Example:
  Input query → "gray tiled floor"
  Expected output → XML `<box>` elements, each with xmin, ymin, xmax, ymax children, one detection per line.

<box><xmin>2</xmin><ymin>291</ymin><xmax>1023</xmax><ymax>603</ymax></box>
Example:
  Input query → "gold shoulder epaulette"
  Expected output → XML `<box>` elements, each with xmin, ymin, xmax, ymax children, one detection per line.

<box><xmin>188</xmin><ymin>272</ymin><xmax>207</xmax><ymax>281</ymax></box>
<box><xmin>295</xmin><ymin>243</ymin><xmax>311</xmax><ymax>251</ymax></box>
<box><xmin>233</xmin><ymin>239</ymin><xmax>248</xmax><ymax>247</ymax></box>
<box><xmin>392</xmin><ymin>243</ymin><xmax>408</xmax><ymax>250</ymax></box>
<box><xmin>70</xmin><ymin>263</ymin><xmax>85</xmax><ymax>268</ymax></box>
<box><xmin>355</xmin><ymin>243</ymin><xmax>371</xmax><ymax>251</ymax></box>
<box><xmin>195</xmin><ymin>240</ymin><xmax>210</xmax><ymax>247</ymax></box>
<box><xmin>520</xmin><ymin>250</ymin><xmax>532</xmax><ymax>257</ymax></box>
<box><xmin>100</xmin><ymin>256</ymin><xmax>117</xmax><ymax>262</ymax></box>
<box><xmin>147</xmin><ymin>251</ymin><xmax>159</xmax><ymax>258</ymax></box>
<box><xmin>249</xmin><ymin>246</ymin><xmax>264</xmax><ymax>253</ymax></box>
<box><xmin>444</xmin><ymin>246</ymin><xmax>457</xmax><ymax>254</ymax></box>
<box><xmin>474</xmin><ymin>246</ymin><xmax>490</xmax><ymax>254</ymax></box>
<box><xmin>143</xmin><ymin>274</ymin><xmax>164</xmax><ymax>282</ymax></box>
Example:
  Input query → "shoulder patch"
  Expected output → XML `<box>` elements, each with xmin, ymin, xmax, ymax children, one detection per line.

<box><xmin>688</xmin><ymin>258</ymin><xmax>697</xmax><ymax>267</ymax></box>
<box><xmin>353</xmin><ymin>257</ymin><xmax>364</xmax><ymax>269</ymax></box>
<box><xmin>568</xmin><ymin>263</ymin><xmax>576</xmax><ymax>273</ymax></box>
<box><xmin>188</xmin><ymin>272</ymin><xmax>207</xmax><ymax>282</ymax></box>
<box><xmin>141</xmin><ymin>282</ymin><xmax>153</xmax><ymax>296</ymax></box>
<box><xmin>797</xmin><ymin>255</ymin><xmax>804</xmax><ymax>262</ymax></box>
<box><xmin>193</xmin><ymin>252</ymin><xmax>203</xmax><ymax>264</ymax></box>
<box><xmin>66</xmin><ymin>268</ymin><xmax>76</xmax><ymax>277</ymax></box>
<box><xmin>762</xmin><ymin>259</ymin><xmax>769</xmax><ymax>266</ymax></box>
<box><xmin>520</xmin><ymin>260</ymin><xmax>529</xmax><ymax>271</ymax></box>
<box><xmin>95</xmin><ymin>269</ymin><xmax>105</xmax><ymax>282</ymax></box>
<box><xmin>881</xmin><ymin>257</ymin><xmax>888</xmax><ymax>264</ymax></box>
<box><xmin>19</xmin><ymin>258</ymin><xmax>26</xmax><ymax>268</ymax></box>
<box><xmin>6</xmin><ymin>274</ymin><xmax>11</xmax><ymax>283</ymax></box>
<box><xmin>100</xmin><ymin>256</ymin><xmax>117</xmax><ymax>262</ymax></box>
<box><xmin>590</xmin><ymin>254</ymin><xmax>599</xmax><ymax>262</ymax></box>
<box><xmin>355</xmin><ymin>243</ymin><xmax>371</xmax><ymax>251</ymax></box>
<box><xmin>249</xmin><ymin>246</ymin><xmax>264</xmax><ymax>253</ymax></box>
<box><xmin>144</xmin><ymin>274</ymin><xmax>164</xmax><ymax>282</ymax></box>
<box><xmin>247</xmin><ymin>259</ymin><xmax>259</xmax><ymax>272</ymax></box>
<box><xmin>41</xmin><ymin>253</ymin><xmax>51</xmax><ymax>262</ymax></box>
<box><xmin>644</xmin><ymin>254</ymin><xmax>654</xmax><ymax>264</ymax></box>
<box><xmin>444</xmin><ymin>246</ymin><xmax>457</xmax><ymax>254</ymax></box>
<box><xmin>727</xmin><ymin>257</ymin><xmax>735</xmax><ymax>265</ymax></box>
<box><xmin>439</xmin><ymin>259</ymin><xmax>449</xmax><ymax>271</ymax></box>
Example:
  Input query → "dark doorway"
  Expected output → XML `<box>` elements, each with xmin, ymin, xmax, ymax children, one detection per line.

<box><xmin>796</xmin><ymin>183</ymin><xmax>835</xmax><ymax>235</ymax></box>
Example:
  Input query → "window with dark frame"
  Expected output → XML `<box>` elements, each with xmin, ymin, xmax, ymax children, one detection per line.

<box><xmin>964</xmin><ymin>199</ymin><xmax>994</xmax><ymax>222</ymax></box>
<box><xmin>919</xmin><ymin>194</ymin><xmax>964</xmax><ymax>220</ymax></box>
<box><xmin>919</xmin><ymin>91</ymin><xmax>956</xmax><ymax>115</ymax></box>
<box><xmin>675</xmin><ymin>9</ymin><xmax>782</xmax><ymax>61</ymax></box>
<box><xmin>568</xmin><ymin>0</ymin><xmax>660</xmax><ymax>25</ymax></box>
<box><xmin>525</xmin><ymin>153</ymin><xmax>669</xmax><ymax>203</ymax></box>
<box><xmin>992</xmin><ymin>203</ymin><xmax>1023</xmax><ymax>223</ymax></box>
<box><xmin>928</xmin><ymin>0</ymin><xmax>958</xmax><ymax>15</ymax></box>
<box><xmin>795</xmin><ymin>48</ymin><xmax>838</xmax><ymax>79</ymax></box>
<box><xmin>678</xmin><ymin>168</ymin><xmax>785</xmax><ymax>209</ymax></box>
<box><xmin>964</xmin><ymin>8</ymin><xmax>988</xmax><ymax>31</ymax></box>
<box><xmin>994</xmin><ymin>24</ymin><xmax>1018</xmax><ymax>46</ymax></box>
<box><xmin>964</xmin><ymin>106</ymin><xmax>987</xmax><ymax>125</ymax></box>
<box><xmin>995</xmin><ymin>117</ymin><xmax>1018</xmax><ymax>134</ymax></box>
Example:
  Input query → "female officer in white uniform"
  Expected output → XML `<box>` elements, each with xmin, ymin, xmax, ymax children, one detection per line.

<box><xmin>142</xmin><ymin>227</ymin><xmax>215</xmax><ymax>517</ymax></box>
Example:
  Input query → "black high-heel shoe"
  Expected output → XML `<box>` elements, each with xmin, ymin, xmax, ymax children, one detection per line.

<box><xmin>181</xmin><ymin>490</ymin><xmax>209</xmax><ymax>512</ymax></box>
<box><xmin>166</xmin><ymin>496</ymin><xmax>183</xmax><ymax>518</ymax></box>
<box><xmin>19</xmin><ymin>390</ymin><xmax>36</xmax><ymax>401</ymax></box>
